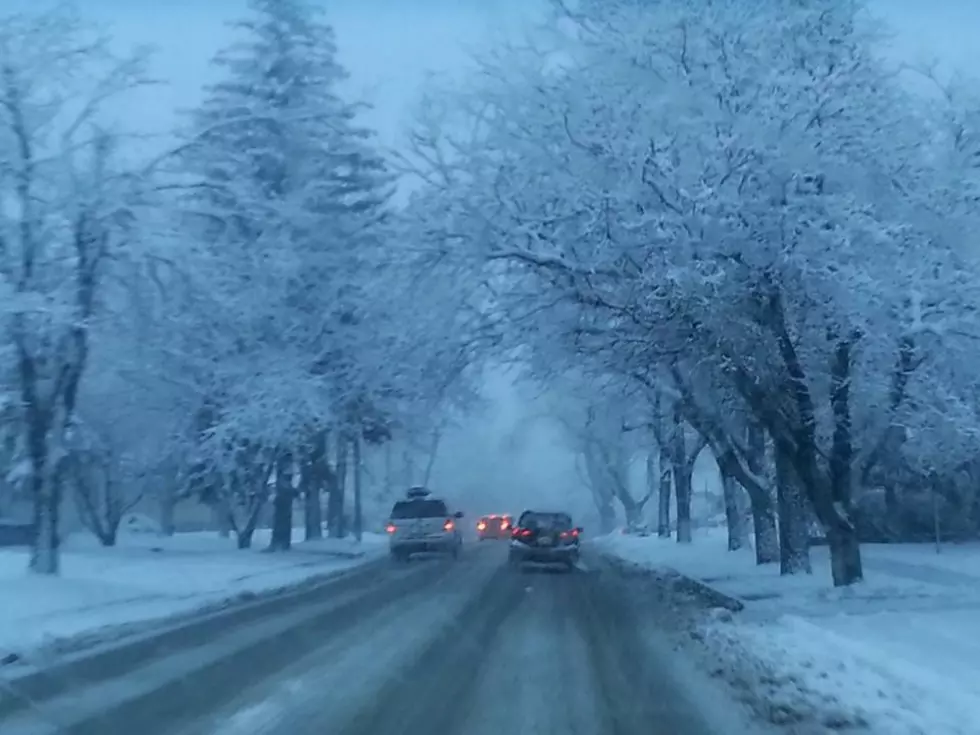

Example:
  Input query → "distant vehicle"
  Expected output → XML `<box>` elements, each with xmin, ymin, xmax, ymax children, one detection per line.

<box><xmin>509</xmin><ymin>510</ymin><xmax>582</xmax><ymax>571</ymax></box>
<box><xmin>386</xmin><ymin>487</ymin><xmax>463</xmax><ymax>561</ymax></box>
<box><xmin>476</xmin><ymin>514</ymin><xmax>512</xmax><ymax>540</ymax></box>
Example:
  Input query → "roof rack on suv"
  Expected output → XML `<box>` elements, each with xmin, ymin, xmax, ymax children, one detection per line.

<box><xmin>405</xmin><ymin>486</ymin><xmax>431</xmax><ymax>499</ymax></box>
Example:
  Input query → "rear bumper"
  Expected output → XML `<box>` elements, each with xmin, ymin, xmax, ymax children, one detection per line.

<box><xmin>509</xmin><ymin>541</ymin><xmax>579</xmax><ymax>563</ymax></box>
<box><xmin>391</xmin><ymin>537</ymin><xmax>457</xmax><ymax>553</ymax></box>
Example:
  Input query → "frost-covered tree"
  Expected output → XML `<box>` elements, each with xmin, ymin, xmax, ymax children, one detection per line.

<box><xmin>0</xmin><ymin>8</ymin><xmax>152</xmax><ymax>573</ymax></box>
<box><xmin>405</xmin><ymin>0</ymin><xmax>980</xmax><ymax>585</ymax></box>
<box><xmin>173</xmin><ymin>0</ymin><xmax>395</xmax><ymax>549</ymax></box>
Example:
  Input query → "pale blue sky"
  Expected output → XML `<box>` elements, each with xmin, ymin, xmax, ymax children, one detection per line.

<box><xmin>5</xmin><ymin>0</ymin><xmax>977</xmax><ymax>150</ymax></box>
<box><xmin>5</xmin><ymin>0</ymin><xmax>541</xmax><ymax>149</ymax></box>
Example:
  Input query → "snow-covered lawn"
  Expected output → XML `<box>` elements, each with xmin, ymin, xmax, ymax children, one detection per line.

<box><xmin>595</xmin><ymin>529</ymin><xmax>980</xmax><ymax>734</ymax></box>
<box><xmin>0</xmin><ymin>528</ymin><xmax>387</xmax><ymax>665</ymax></box>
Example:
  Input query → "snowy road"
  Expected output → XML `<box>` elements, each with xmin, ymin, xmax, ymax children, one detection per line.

<box><xmin>5</xmin><ymin>544</ymin><xmax>761</xmax><ymax>735</ymax></box>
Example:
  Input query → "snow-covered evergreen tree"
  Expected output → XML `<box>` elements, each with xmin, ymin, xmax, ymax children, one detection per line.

<box><xmin>176</xmin><ymin>0</ymin><xmax>395</xmax><ymax>548</ymax></box>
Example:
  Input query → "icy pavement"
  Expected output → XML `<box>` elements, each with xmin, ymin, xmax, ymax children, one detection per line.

<box><xmin>0</xmin><ymin>527</ymin><xmax>387</xmax><ymax>666</ymax></box>
<box><xmin>166</xmin><ymin>546</ymin><xmax>767</xmax><ymax>735</ymax></box>
<box><xmin>595</xmin><ymin>528</ymin><xmax>980</xmax><ymax>734</ymax></box>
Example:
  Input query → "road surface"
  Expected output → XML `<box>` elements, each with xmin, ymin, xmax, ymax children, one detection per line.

<box><xmin>3</xmin><ymin>543</ymin><xmax>764</xmax><ymax>735</ymax></box>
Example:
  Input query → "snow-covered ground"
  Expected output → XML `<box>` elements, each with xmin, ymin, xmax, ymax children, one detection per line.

<box><xmin>0</xmin><ymin>527</ymin><xmax>387</xmax><ymax>666</ymax></box>
<box><xmin>595</xmin><ymin>528</ymin><xmax>980</xmax><ymax>734</ymax></box>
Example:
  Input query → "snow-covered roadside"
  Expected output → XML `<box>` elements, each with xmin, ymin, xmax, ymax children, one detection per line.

<box><xmin>0</xmin><ymin>529</ymin><xmax>387</xmax><ymax>666</ymax></box>
<box><xmin>595</xmin><ymin>530</ymin><xmax>980</xmax><ymax>734</ymax></box>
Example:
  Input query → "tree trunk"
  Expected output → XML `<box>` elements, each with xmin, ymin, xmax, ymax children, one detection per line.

<box><xmin>597</xmin><ymin>501</ymin><xmax>616</xmax><ymax>534</ymax></box>
<box><xmin>827</xmin><ymin>527</ymin><xmax>863</xmax><ymax>586</ymax></box>
<box><xmin>267</xmin><ymin>450</ymin><xmax>294</xmax><ymax>551</ymax></box>
<box><xmin>401</xmin><ymin>445</ymin><xmax>416</xmax><ymax>487</ymax></box>
<box><xmin>30</xmin><ymin>475</ymin><xmax>61</xmax><ymax>574</ymax></box>
<box><xmin>583</xmin><ymin>445</ymin><xmax>617</xmax><ymax>531</ymax></box>
<box><xmin>328</xmin><ymin>433</ymin><xmax>348</xmax><ymax>538</ymax></box>
<box><xmin>674</xmin><ymin>466</ymin><xmax>693</xmax><ymax>543</ymax></box>
<box><xmin>606</xmin><ymin>439</ymin><xmax>640</xmax><ymax>525</ymax></box>
<box><xmin>621</xmin><ymin>497</ymin><xmax>640</xmax><ymax>526</ymax></box>
<box><xmin>743</xmin><ymin>286</ymin><xmax>859</xmax><ymax>584</ymax></box>
<box><xmin>303</xmin><ymin>482</ymin><xmax>322</xmax><ymax>541</ymax></box>
<box><xmin>669</xmin><ymin>405</ymin><xmax>692</xmax><ymax>543</ymax></box>
<box><xmin>421</xmin><ymin>428</ymin><xmax>441</xmax><ymax>487</ymax></box>
<box><xmin>861</xmin><ymin>334</ymin><xmax>916</xmax><ymax>537</ymax></box>
<box><xmin>103</xmin><ymin>519</ymin><xmax>120</xmax><ymax>547</ymax></box>
<box><xmin>751</xmin><ymin>502</ymin><xmax>778</xmax><ymax>562</ymax></box>
<box><xmin>658</xmin><ymin>441</ymin><xmax>672</xmax><ymax>537</ymax></box>
<box><xmin>235</xmin><ymin>456</ymin><xmax>273</xmax><ymax>549</ymax></box>
<box><xmin>646</xmin><ymin>450</ymin><xmax>656</xmax><ymax>510</ymax></box>
<box><xmin>827</xmin><ymin>333</ymin><xmax>863</xmax><ymax>585</ymax></box>
<box><xmin>775</xmin><ymin>447</ymin><xmax>812</xmax><ymax>574</ymax></box>
<box><xmin>384</xmin><ymin>440</ymin><xmax>393</xmax><ymax>497</ymax></box>
<box><xmin>721</xmin><ymin>472</ymin><xmax>748</xmax><ymax>550</ymax></box>
<box><xmin>158</xmin><ymin>479</ymin><xmax>177</xmax><ymax>537</ymax></box>
<box><xmin>26</xmin><ymin>403</ymin><xmax>60</xmax><ymax>575</ymax></box>
<box><xmin>744</xmin><ymin>424</ymin><xmax>779</xmax><ymax>564</ymax></box>
<box><xmin>353</xmin><ymin>433</ymin><xmax>363</xmax><ymax>542</ymax></box>
<box><xmin>215</xmin><ymin>498</ymin><xmax>232</xmax><ymax>538</ymax></box>
<box><xmin>159</xmin><ymin>495</ymin><xmax>175</xmax><ymax>536</ymax></box>
<box><xmin>303</xmin><ymin>432</ymin><xmax>325</xmax><ymax>541</ymax></box>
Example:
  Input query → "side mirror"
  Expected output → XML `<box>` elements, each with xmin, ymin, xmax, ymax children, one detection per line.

<box><xmin>454</xmin><ymin>511</ymin><xmax>464</xmax><ymax>519</ymax></box>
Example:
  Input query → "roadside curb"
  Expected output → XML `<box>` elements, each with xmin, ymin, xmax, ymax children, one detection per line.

<box><xmin>598</xmin><ymin>550</ymin><xmax>745</xmax><ymax>612</ymax></box>
<box><xmin>0</xmin><ymin>550</ymin><xmax>388</xmax><ymax>719</ymax></box>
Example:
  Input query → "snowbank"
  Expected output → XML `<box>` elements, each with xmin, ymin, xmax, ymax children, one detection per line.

<box><xmin>595</xmin><ymin>530</ymin><xmax>980</xmax><ymax>734</ymax></box>
<box><xmin>0</xmin><ymin>528</ymin><xmax>387</xmax><ymax>665</ymax></box>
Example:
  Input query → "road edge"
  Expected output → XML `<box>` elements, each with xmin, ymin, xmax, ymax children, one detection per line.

<box><xmin>0</xmin><ymin>551</ymin><xmax>388</xmax><ymax>718</ymax></box>
<box><xmin>596</xmin><ymin>548</ymin><xmax>746</xmax><ymax>611</ymax></box>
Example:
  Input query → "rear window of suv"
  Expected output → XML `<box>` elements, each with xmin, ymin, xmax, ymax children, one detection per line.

<box><xmin>518</xmin><ymin>512</ymin><xmax>572</xmax><ymax>530</ymax></box>
<box><xmin>391</xmin><ymin>500</ymin><xmax>448</xmax><ymax>519</ymax></box>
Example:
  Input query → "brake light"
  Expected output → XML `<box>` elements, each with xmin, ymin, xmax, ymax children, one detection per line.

<box><xmin>477</xmin><ymin>521</ymin><xmax>486</xmax><ymax>531</ymax></box>
<box><xmin>500</xmin><ymin>520</ymin><xmax>509</xmax><ymax>530</ymax></box>
<box><xmin>560</xmin><ymin>528</ymin><xmax>580</xmax><ymax>539</ymax></box>
<box><xmin>386</xmin><ymin>523</ymin><xmax>396</xmax><ymax>534</ymax></box>
<box><xmin>514</xmin><ymin>528</ymin><xmax>532</xmax><ymax>538</ymax></box>
<box><xmin>443</xmin><ymin>519</ymin><xmax>455</xmax><ymax>531</ymax></box>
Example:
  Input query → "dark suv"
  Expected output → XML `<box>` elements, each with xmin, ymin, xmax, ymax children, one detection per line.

<box><xmin>508</xmin><ymin>510</ymin><xmax>582</xmax><ymax>571</ymax></box>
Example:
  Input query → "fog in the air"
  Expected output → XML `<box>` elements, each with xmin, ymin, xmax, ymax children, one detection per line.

<box><xmin>10</xmin><ymin>0</ymin><xmax>975</xmax><ymax>526</ymax></box>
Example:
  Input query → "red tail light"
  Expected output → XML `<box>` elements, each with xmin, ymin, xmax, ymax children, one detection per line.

<box><xmin>386</xmin><ymin>523</ymin><xmax>396</xmax><ymax>534</ymax></box>
<box><xmin>514</xmin><ymin>528</ymin><xmax>532</xmax><ymax>538</ymax></box>
<box><xmin>477</xmin><ymin>521</ymin><xmax>486</xmax><ymax>531</ymax></box>
<box><xmin>443</xmin><ymin>519</ymin><xmax>455</xmax><ymax>531</ymax></box>
<box><xmin>500</xmin><ymin>520</ymin><xmax>510</xmax><ymax>530</ymax></box>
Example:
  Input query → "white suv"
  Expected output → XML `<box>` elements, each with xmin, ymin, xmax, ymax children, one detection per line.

<box><xmin>386</xmin><ymin>487</ymin><xmax>463</xmax><ymax>561</ymax></box>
